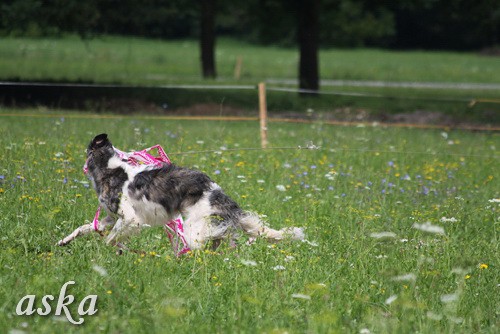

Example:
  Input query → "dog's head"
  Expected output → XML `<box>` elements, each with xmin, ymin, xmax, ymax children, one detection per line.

<box><xmin>86</xmin><ymin>133</ymin><xmax>115</xmax><ymax>170</ymax></box>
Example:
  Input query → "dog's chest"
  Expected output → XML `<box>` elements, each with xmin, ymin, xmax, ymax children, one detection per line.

<box><xmin>120</xmin><ymin>181</ymin><xmax>171</xmax><ymax>227</ymax></box>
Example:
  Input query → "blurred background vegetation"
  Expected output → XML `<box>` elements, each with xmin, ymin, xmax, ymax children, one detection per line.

<box><xmin>0</xmin><ymin>0</ymin><xmax>498</xmax><ymax>125</ymax></box>
<box><xmin>1</xmin><ymin>0</ymin><xmax>498</xmax><ymax>50</ymax></box>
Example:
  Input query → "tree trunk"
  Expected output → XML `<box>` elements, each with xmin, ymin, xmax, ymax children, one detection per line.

<box><xmin>200</xmin><ymin>0</ymin><xmax>216</xmax><ymax>79</ymax></box>
<box><xmin>297</xmin><ymin>0</ymin><xmax>320</xmax><ymax>94</ymax></box>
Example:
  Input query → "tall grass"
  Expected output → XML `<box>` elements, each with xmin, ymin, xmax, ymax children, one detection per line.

<box><xmin>0</xmin><ymin>109</ymin><xmax>498</xmax><ymax>333</ymax></box>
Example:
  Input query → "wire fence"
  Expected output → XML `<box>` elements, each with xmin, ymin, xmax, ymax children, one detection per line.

<box><xmin>1</xmin><ymin>81</ymin><xmax>499</xmax><ymax>132</ymax></box>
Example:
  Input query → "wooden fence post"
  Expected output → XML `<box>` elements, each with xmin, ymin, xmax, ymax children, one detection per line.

<box><xmin>258</xmin><ymin>82</ymin><xmax>268</xmax><ymax>149</ymax></box>
<box><xmin>234</xmin><ymin>56</ymin><xmax>243</xmax><ymax>80</ymax></box>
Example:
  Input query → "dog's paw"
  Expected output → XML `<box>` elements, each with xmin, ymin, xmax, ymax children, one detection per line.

<box><xmin>57</xmin><ymin>238</ymin><xmax>70</xmax><ymax>246</ymax></box>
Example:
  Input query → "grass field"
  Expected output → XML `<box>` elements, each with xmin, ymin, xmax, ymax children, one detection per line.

<box><xmin>1</xmin><ymin>36</ymin><xmax>500</xmax><ymax>85</ymax></box>
<box><xmin>0</xmin><ymin>109</ymin><xmax>498</xmax><ymax>333</ymax></box>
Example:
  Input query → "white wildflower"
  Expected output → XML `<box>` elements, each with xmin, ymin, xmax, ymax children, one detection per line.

<box><xmin>272</xmin><ymin>265</ymin><xmax>286</xmax><ymax>271</ymax></box>
<box><xmin>412</xmin><ymin>222</ymin><xmax>445</xmax><ymax>235</ymax></box>
<box><xmin>426</xmin><ymin>311</ymin><xmax>443</xmax><ymax>321</ymax></box>
<box><xmin>392</xmin><ymin>273</ymin><xmax>417</xmax><ymax>282</ymax></box>
<box><xmin>440</xmin><ymin>293</ymin><xmax>459</xmax><ymax>303</ymax></box>
<box><xmin>324</xmin><ymin>172</ymin><xmax>336</xmax><ymax>181</ymax></box>
<box><xmin>448</xmin><ymin>317</ymin><xmax>464</xmax><ymax>324</ymax></box>
<box><xmin>302</xmin><ymin>239</ymin><xmax>319</xmax><ymax>247</ymax></box>
<box><xmin>385</xmin><ymin>295</ymin><xmax>398</xmax><ymax>305</ymax></box>
<box><xmin>369</xmin><ymin>232</ymin><xmax>397</xmax><ymax>239</ymax></box>
<box><xmin>92</xmin><ymin>264</ymin><xmax>108</xmax><ymax>277</ymax></box>
<box><xmin>276</xmin><ymin>185</ymin><xmax>286</xmax><ymax>192</ymax></box>
<box><xmin>440</xmin><ymin>217</ymin><xmax>458</xmax><ymax>223</ymax></box>
<box><xmin>241</xmin><ymin>259</ymin><xmax>257</xmax><ymax>267</ymax></box>
<box><xmin>291</xmin><ymin>293</ymin><xmax>311</xmax><ymax>300</ymax></box>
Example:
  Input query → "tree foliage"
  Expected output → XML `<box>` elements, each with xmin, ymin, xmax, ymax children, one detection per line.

<box><xmin>1</xmin><ymin>0</ymin><xmax>498</xmax><ymax>50</ymax></box>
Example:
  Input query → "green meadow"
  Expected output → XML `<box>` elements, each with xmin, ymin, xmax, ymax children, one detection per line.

<box><xmin>0</xmin><ymin>110</ymin><xmax>498</xmax><ymax>333</ymax></box>
<box><xmin>1</xmin><ymin>36</ymin><xmax>499</xmax><ymax>85</ymax></box>
<box><xmin>1</xmin><ymin>36</ymin><xmax>500</xmax><ymax>114</ymax></box>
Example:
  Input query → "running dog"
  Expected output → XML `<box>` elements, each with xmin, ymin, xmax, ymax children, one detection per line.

<box><xmin>58</xmin><ymin>134</ymin><xmax>305</xmax><ymax>251</ymax></box>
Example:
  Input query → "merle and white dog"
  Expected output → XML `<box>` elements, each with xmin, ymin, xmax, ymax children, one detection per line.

<box><xmin>58</xmin><ymin>134</ymin><xmax>304</xmax><ymax>251</ymax></box>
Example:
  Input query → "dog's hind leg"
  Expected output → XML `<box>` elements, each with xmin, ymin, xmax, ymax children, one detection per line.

<box><xmin>57</xmin><ymin>223</ymin><xmax>94</xmax><ymax>246</ymax></box>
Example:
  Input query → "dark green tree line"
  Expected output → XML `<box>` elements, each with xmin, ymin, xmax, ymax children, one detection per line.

<box><xmin>1</xmin><ymin>0</ymin><xmax>498</xmax><ymax>50</ymax></box>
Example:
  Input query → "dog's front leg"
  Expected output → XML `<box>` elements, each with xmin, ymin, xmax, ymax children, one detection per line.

<box><xmin>58</xmin><ymin>215</ymin><xmax>115</xmax><ymax>246</ymax></box>
<box><xmin>57</xmin><ymin>223</ymin><xmax>94</xmax><ymax>246</ymax></box>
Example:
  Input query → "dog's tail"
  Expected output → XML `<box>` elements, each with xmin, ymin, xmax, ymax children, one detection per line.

<box><xmin>239</xmin><ymin>212</ymin><xmax>305</xmax><ymax>242</ymax></box>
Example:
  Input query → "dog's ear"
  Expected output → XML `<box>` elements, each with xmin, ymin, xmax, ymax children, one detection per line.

<box><xmin>90</xmin><ymin>133</ymin><xmax>110</xmax><ymax>149</ymax></box>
